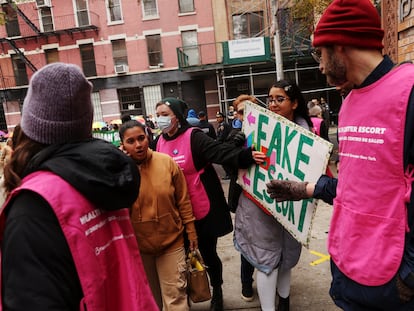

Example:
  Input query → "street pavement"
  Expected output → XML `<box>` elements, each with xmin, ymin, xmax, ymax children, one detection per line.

<box><xmin>191</xmin><ymin>127</ymin><xmax>340</xmax><ymax>311</ymax></box>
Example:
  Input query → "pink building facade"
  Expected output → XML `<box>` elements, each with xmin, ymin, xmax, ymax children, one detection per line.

<box><xmin>0</xmin><ymin>0</ymin><xmax>219</xmax><ymax>131</ymax></box>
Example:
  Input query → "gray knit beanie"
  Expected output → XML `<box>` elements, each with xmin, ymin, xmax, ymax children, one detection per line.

<box><xmin>20</xmin><ymin>62</ymin><xmax>93</xmax><ymax>144</ymax></box>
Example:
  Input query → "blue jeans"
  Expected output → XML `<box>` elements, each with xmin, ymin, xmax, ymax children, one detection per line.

<box><xmin>330</xmin><ymin>260</ymin><xmax>414</xmax><ymax>310</ymax></box>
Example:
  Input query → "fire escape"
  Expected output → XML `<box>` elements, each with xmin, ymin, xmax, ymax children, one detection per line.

<box><xmin>0</xmin><ymin>0</ymin><xmax>99</xmax><ymax>130</ymax></box>
<box><xmin>0</xmin><ymin>0</ymin><xmax>99</xmax><ymax>77</ymax></box>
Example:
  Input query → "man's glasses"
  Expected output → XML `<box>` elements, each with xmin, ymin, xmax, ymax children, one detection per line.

<box><xmin>311</xmin><ymin>48</ymin><xmax>321</xmax><ymax>63</ymax></box>
<box><xmin>266</xmin><ymin>96</ymin><xmax>290</xmax><ymax>105</ymax></box>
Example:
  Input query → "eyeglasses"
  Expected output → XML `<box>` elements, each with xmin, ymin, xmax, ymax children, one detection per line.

<box><xmin>311</xmin><ymin>48</ymin><xmax>321</xmax><ymax>63</ymax></box>
<box><xmin>266</xmin><ymin>96</ymin><xmax>290</xmax><ymax>105</ymax></box>
<box><xmin>236</xmin><ymin>109</ymin><xmax>244</xmax><ymax>115</ymax></box>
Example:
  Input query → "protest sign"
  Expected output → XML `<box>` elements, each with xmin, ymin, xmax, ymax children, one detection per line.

<box><xmin>238</xmin><ymin>101</ymin><xmax>333</xmax><ymax>247</ymax></box>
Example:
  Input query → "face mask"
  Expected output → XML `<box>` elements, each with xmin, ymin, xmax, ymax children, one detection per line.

<box><xmin>156</xmin><ymin>115</ymin><xmax>173</xmax><ymax>133</ymax></box>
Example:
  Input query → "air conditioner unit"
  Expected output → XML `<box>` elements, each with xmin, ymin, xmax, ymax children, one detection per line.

<box><xmin>114</xmin><ymin>64</ymin><xmax>128</xmax><ymax>74</ymax></box>
<box><xmin>36</xmin><ymin>0</ymin><xmax>51</xmax><ymax>8</ymax></box>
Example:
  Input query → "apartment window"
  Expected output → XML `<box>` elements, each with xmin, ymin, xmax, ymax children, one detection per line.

<box><xmin>45</xmin><ymin>48</ymin><xmax>59</xmax><ymax>64</ymax></box>
<box><xmin>108</xmin><ymin>0</ymin><xmax>122</xmax><ymax>22</ymax></box>
<box><xmin>11</xmin><ymin>55</ymin><xmax>28</xmax><ymax>86</ymax></box>
<box><xmin>80</xmin><ymin>44</ymin><xmax>97</xmax><ymax>77</ymax></box>
<box><xmin>118</xmin><ymin>88</ymin><xmax>142</xmax><ymax>115</ymax></box>
<box><xmin>179</xmin><ymin>0</ymin><xmax>194</xmax><ymax>13</ymax></box>
<box><xmin>181</xmin><ymin>30</ymin><xmax>199</xmax><ymax>66</ymax></box>
<box><xmin>111</xmin><ymin>39</ymin><xmax>128</xmax><ymax>66</ymax></box>
<box><xmin>146</xmin><ymin>35</ymin><xmax>162</xmax><ymax>67</ymax></box>
<box><xmin>232</xmin><ymin>11</ymin><xmax>264</xmax><ymax>39</ymax></box>
<box><xmin>40</xmin><ymin>7</ymin><xmax>54</xmax><ymax>32</ymax></box>
<box><xmin>75</xmin><ymin>0</ymin><xmax>90</xmax><ymax>26</ymax></box>
<box><xmin>2</xmin><ymin>4</ymin><xmax>20</xmax><ymax>37</ymax></box>
<box><xmin>143</xmin><ymin>0</ymin><xmax>157</xmax><ymax>18</ymax></box>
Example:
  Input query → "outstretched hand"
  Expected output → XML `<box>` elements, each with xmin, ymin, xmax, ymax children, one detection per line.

<box><xmin>266</xmin><ymin>179</ymin><xmax>309</xmax><ymax>202</ymax></box>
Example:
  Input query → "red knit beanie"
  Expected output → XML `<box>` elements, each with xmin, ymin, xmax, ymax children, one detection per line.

<box><xmin>313</xmin><ymin>0</ymin><xmax>384</xmax><ymax>50</ymax></box>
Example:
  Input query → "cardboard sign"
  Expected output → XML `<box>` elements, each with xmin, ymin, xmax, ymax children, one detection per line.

<box><xmin>238</xmin><ymin>101</ymin><xmax>333</xmax><ymax>247</ymax></box>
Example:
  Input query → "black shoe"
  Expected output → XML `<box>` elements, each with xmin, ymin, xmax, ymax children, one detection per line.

<box><xmin>277</xmin><ymin>295</ymin><xmax>289</xmax><ymax>311</ymax></box>
<box><xmin>241</xmin><ymin>283</ymin><xmax>254</xmax><ymax>302</ymax></box>
<box><xmin>210</xmin><ymin>286</ymin><xmax>223</xmax><ymax>311</ymax></box>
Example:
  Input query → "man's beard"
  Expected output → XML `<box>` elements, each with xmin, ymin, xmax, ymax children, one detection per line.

<box><xmin>325</xmin><ymin>51</ymin><xmax>347</xmax><ymax>87</ymax></box>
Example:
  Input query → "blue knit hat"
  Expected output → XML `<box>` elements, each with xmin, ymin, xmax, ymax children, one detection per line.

<box><xmin>21</xmin><ymin>63</ymin><xmax>93</xmax><ymax>144</ymax></box>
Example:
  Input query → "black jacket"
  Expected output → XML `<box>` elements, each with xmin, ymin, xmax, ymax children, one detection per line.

<box><xmin>154</xmin><ymin>126</ymin><xmax>255</xmax><ymax>237</ymax></box>
<box><xmin>2</xmin><ymin>139</ymin><xmax>140</xmax><ymax>310</ymax></box>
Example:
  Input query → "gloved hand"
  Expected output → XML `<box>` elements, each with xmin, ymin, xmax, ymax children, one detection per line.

<box><xmin>266</xmin><ymin>180</ymin><xmax>309</xmax><ymax>202</ymax></box>
<box><xmin>396</xmin><ymin>275</ymin><xmax>414</xmax><ymax>303</ymax></box>
<box><xmin>233</xmin><ymin>132</ymin><xmax>246</xmax><ymax>147</ymax></box>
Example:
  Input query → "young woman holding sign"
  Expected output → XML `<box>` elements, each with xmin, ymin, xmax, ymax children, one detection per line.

<box><xmin>233</xmin><ymin>80</ymin><xmax>313</xmax><ymax>311</ymax></box>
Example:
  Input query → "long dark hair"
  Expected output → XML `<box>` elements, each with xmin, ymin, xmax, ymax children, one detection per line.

<box><xmin>270</xmin><ymin>80</ymin><xmax>313</xmax><ymax>128</ymax></box>
<box><xmin>3</xmin><ymin>124</ymin><xmax>47</xmax><ymax>195</ymax></box>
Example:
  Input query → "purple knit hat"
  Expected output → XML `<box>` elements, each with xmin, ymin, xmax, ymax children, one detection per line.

<box><xmin>21</xmin><ymin>62</ymin><xmax>93</xmax><ymax>144</ymax></box>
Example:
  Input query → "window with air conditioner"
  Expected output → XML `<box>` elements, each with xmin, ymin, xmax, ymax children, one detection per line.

<box><xmin>36</xmin><ymin>0</ymin><xmax>52</xmax><ymax>8</ymax></box>
<box><xmin>114</xmin><ymin>64</ymin><xmax>128</xmax><ymax>74</ymax></box>
<box><xmin>111</xmin><ymin>39</ymin><xmax>129</xmax><ymax>73</ymax></box>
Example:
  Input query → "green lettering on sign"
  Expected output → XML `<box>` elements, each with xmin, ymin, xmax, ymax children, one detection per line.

<box><xmin>297</xmin><ymin>198</ymin><xmax>313</xmax><ymax>232</ymax></box>
<box><xmin>257</xmin><ymin>114</ymin><xmax>269</xmax><ymax>151</ymax></box>
<box><xmin>268</xmin><ymin>122</ymin><xmax>282</xmax><ymax>166</ymax></box>
<box><xmin>282</xmin><ymin>127</ymin><xmax>297</xmax><ymax>173</ymax></box>
<box><xmin>294</xmin><ymin>134</ymin><xmax>314</xmax><ymax>181</ymax></box>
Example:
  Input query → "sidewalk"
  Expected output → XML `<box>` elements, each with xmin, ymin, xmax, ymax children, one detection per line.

<box><xmin>189</xmin><ymin>166</ymin><xmax>340</xmax><ymax>311</ymax></box>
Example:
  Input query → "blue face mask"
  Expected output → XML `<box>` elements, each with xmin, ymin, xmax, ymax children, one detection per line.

<box><xmin>156</xmin><ymin>115</ymin><xmax>173</xmax><ymax>133</ymax></box>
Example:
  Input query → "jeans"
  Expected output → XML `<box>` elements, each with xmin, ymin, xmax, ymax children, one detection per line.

<box><xmin>330</xmin><ymin>260</ymin><xmax>414</xmax><ymax>311</ymax></box>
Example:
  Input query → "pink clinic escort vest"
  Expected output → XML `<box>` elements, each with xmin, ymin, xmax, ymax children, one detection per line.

<box><xmin>331</xmin><ymin>64</ymin><xmax>414</xmax><ymax>286</ymax></box>
<box><xmin>0</xmin><ymin>171</ymin><xmax>158</xmax><ymax>311</ymax></box>
<box><xmin>311</xmin><ymin>117</ymin><xmax>322</xmax><ymax>136</ymax></box>
<box><xmin>157</xmin><ymin>128</ymin><xmax>210</xmax><ymax>219</ymax></box>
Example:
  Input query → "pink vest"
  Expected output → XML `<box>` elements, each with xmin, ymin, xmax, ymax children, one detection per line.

<box><xmin>157</xmin><ymin>128</ymin><xmax>210</xmax><ymax>219</ymax></box>
<box><xmin>331</xmin><ymin>64</ymin><xmax>414</xmax><ymax>286</ymax></box>
<box><xmin>0</xmin><ymin>171</ymin><xmax>158</xmax><ymax>311</ymax></box>
<box><xmin>311</xmin><ymin>117</ymin><xmax>322</xmax><ymax>136</ymax></box>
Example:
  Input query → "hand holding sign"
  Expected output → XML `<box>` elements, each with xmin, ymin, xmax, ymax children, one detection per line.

<box><xmin>238</xmin><ymin>101</ymin><xmax>333</xmax><ymax>247</ymax></box>
<box><xmin>266</xmin><ymin>180</ymin><xmax>309</xmax><ymax>202</ymax></box>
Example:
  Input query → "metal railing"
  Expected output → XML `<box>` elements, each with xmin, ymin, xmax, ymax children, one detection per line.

<box><xmin>4</xmin><ymin>11</ymin><xmax>99</xmax><ymax>39</ymax></box>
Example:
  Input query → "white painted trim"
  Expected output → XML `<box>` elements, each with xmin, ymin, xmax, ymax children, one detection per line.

<box><xmin>41</xmin><ymin>43</ymin><xmax>59</xmax><ymax>50</ymax></box>
<box><xmin>103</xmin><ymin>113</ymin><xmax>121</xmax><ymax>118</ymax></box>
<box><xmin>76</xmin><ymin>38</ymin><xmax>95</xmax><ymax>45</ymax></box>
<box><xmin>108</xmin><ymin>34</ymin><xmax>127</xmax><ymax>41</ymax></box>
<box><xmin>100</xmin><ymin>100</ymin><xmax>119</xmax><ymax>105</ymax></box>
<box><xmin>142</xmin><ymin>29</ymin><xmax>162</xmax><ymax>36</ymax></box>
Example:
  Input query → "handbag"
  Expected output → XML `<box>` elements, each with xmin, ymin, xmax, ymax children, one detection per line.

<box><xmin>186</xmin><ymin>249</ymin><xmax>211</xmax><ymax>303</ymax></box>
